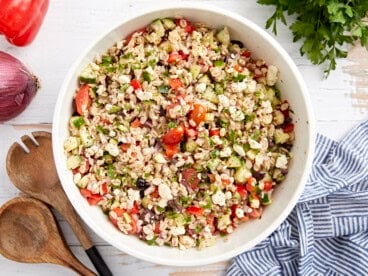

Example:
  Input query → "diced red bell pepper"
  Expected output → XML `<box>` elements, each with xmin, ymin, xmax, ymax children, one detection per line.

<box><xmin>283</xmin><ymin>123</ymin><xmax>294</xmax><ymax>133</ymax></box>
<box><xmin>186</xmin><ymin>206</ymin><xmax>203</xmax><ymax>216</ymax></box>
<box><xmin>236</xmin><ymin>184</ymin><xmax>247</xmax><ymax>197</ymax></box>
<box><xmin>263</xmin><ymin>181</ymin><xmax>273</xmax><ymax>192</ymax></box>
<box><xmin>130</xmin><ymin>79</ymin><xmax>142</xmax><ymax>90</ymax></box>
<box><xmin>165</xmin><ymin>144</ymin><xmax>179</xmax><ymax>158</ymax></box>
<box><xmin>129</xmin><ymin>201</ymin><xmax>139</xmax><ymax>215</ymax></box>
<box><xmin>242</xmin><ymin>51</ymin><xmax>251</xmax><ymax>58</ymax></box>
<box><xmin>100</xmin><ymin>183</ymin><xmax>108</xmax><ymax>195</ymax></box>
<box><xmin>209</xmin><ymin>128</ymin><xmax>221</xmax><ymax>137</ymax></box>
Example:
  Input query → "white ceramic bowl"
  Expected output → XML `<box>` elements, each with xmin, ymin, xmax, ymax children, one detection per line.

<box><xmin>53</xmin><ymin>4</ymin><xmax>315</xmax><ymax>266</ymax></box>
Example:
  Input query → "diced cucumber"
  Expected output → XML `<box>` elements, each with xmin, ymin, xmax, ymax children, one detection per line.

<box><xmin>150</xmin><ymin>19</ymin><xmax>165</xmax><ymax>37</ymax></box>
<box><xmin>274</xmin><ymin>129</ymin><xmax>290</xmax><ymax>144</ymax></box>
<box><xmin>202</xmin><ymin>87</ymin><xmax>218</xmax><ymax>103</ymax></box>
<box><xmin>77</xmin><ymin>175</ymin><xmax>90</xmax><ymax>188</ymax></box>
<box><xmin>159</xmin><ymin>40</ymin><xmax>172</xmax><ymax>52</ymax></box>
<box><xmin>66</xmin><ymin>155</ymin><xmax>82</xmax><ymax>170</ymax></box>
<box><xmin>227</xmin><ymin>155</ymin><xmax>242</xmax><ymax>168</ymax></box>
<box><xmin>64</xmin><ymin>137</ymin><xmax>79</xmax><ymax>152</ymax></box>
<box><xmin>198</xmin><ymin>74</ymin><xmax>211</xmax><ymax>84</ymax></box>
<box><xmin>217</xmin><ymin>214</ymin><xmax>231</xmax><ymax>230</ymax></box>
<box><xmin>213</xmin><ymin>60</ymin><xmax>225</xmax><ymax>68</ymax></box>
<box><xmin>273</xmin><ymin>110</ymin><xmax>285</xmax><ymax>125</ymax></box>
<box><xmin>234</xmin><ymin>165</ymin><xmax>252</xmax><ymax>183</ymax></box>
<box><xmin>80</xmin><ymin>127</ymin><xmax>94</xmax><ymax>147</ymax></box>
<box><xmin>79</xmin><ymin>65</ymin><xmax>97</xmax><ymax>84</ymax></box>
<box><xmin>190</xmin><ymin>64</ymin><xmax>201</xmax><ymax>79</ymax></box>
<box><xmin>265</xmin><ymin>87</ymin><xmax>281</xmax><ymax>106</ymax></box>
<box><xmin>207</xmin><ymin>158</ymin><xmax>220</xmax><ymax>172</ymax></box>
<box><xmin>216</xmin><ymin>27</ymin><xmax>230</xmax><ymax>46</ymax></box>
<box><xmin>107</xmin><ymin>105</ymin><xmax>122</xmax><ymax>114</ymax></box>
<box><xmin>162</xmin><ymin>18</ymin><xmax>176</xmax><ymax>30</ymax></box>
<box><xmin>154</xmin><ymin>153</ymin><xmax>167</xmax><ymax>164</ymax></box>
<box><xmin>185</xmin><ymin>139</ymin><xmax>198</xmax><ymax>152</ymax></box>
<box><xmin>202</xmin><ymin>31</ymin><xmax>216</xmax><ymax>49</ymax></box>
<box><xmin>214</xmin><ymin>83</ymin><xmax>224</xmax><ymax>94</ymax></box>
<box><xmin>261</xmin><ymin>193</ymin><xmax>272</xmax><ymax>205</ymax></box>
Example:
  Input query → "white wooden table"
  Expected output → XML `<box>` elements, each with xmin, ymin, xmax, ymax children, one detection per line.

<box><xmin>1</xmin><ymin>0</ymin><xmax>367</xmax><ymax>275</ymax></box>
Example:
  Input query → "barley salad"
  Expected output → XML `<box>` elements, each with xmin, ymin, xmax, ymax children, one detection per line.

<box><xmin>64</xmin><ymin>17</ymin><xmax>295</xmax><ymax>249</ymax></box>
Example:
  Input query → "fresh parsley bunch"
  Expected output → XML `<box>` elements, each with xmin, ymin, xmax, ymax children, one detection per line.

<box><xmin>257</xmin><ymin>0</ymin><xmax>368</xmax><ymax>77</ymax></box>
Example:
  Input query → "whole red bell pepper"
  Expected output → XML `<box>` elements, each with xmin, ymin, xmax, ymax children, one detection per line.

<box><xmin>0</xmin><ymin>0</ymin><xmax>49</xmax><ymax>46</ymax></box>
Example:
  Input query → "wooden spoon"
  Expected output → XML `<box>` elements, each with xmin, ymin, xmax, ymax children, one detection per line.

<box><xmin>0</xmin><ymin>197</ymin><xmax>95</xmax><ymax>275</ymax></box>
<box><xmin>6</xmin><ymin>131</ymin><xmax>112</xmax><ymax>276</ymax></box>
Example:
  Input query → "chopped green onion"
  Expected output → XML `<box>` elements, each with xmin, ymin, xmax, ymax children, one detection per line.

<box><xmin>142</xmin><ymin>71</ymin><xmax>151</xmax><ymax>82</ymax></box>
<box><xmin>229</xmin><ymin>130</ymin><xmax>236</xmax><ymax>144</ymax></box>
<box><xmin>108</xmin><ymin>105</ymin><xmax>122</xmax><ymax>114</ymax></box>
<box><xmin>72</xmin><ymin>117</ymin><xmax>85</xmax><ymax>128</ymax></box>
<box><xmin>96</xmin><ymin>125</ymin><xmax>109</xmax><ymax>135</ymax></box>
<box><xmin>233</xmin><ymin>74</ymin><xmax>246</xmax><ymax>82</ymax></box>
<box><xmin>167</xmin><ymin>121</ymin><xmax>177</xmax><ymax>129</ymax></box>
<box><xmin>101</xmin><ymin>56</ymin><xmax>113</xmax><ymax>66</ymax></box>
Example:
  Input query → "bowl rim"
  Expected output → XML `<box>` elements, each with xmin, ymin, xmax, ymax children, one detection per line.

<box><xmin>53</xmin><ymin>3</ymin><xmax>316</xmax><ymax>266</ymax></box>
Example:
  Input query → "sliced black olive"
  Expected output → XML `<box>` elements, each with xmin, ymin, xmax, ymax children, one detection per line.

<box><xmin>231</xmin><ymin>40</ymin><xmax>244</xmax><ymax>48</ymax></box>
<box><xmin>136</xmin><ymin>177</ymin><xmax>148</xmax><ymax>189</ymax></box>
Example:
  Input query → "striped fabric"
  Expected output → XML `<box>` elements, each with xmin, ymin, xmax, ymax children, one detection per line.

<box><xmin>227</xmin><ymin>121</ymin><xmax>368</xmax><ymax>276</ymax></box>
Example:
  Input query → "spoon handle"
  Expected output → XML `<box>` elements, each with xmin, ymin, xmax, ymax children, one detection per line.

<box><xmin>86</xmin><ymin>246</ymin><xmax>113</xmax><ymax>276</ymax></box>
<box><xmin>53</xmin><ymin>187</ymin><xmax>112</xmax><ymax>276</ymax></box>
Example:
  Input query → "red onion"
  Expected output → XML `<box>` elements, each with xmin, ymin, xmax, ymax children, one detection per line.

<box><xmin>0</xmin><ymin>51</ymin><xmax>40</xmax><ymax>122</ymax></box>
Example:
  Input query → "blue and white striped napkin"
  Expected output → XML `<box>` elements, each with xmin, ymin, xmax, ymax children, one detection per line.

<box><xmin>227</xmin><ymin>121</ymin><xmax>368</xmax><ymax>275</ymax></box>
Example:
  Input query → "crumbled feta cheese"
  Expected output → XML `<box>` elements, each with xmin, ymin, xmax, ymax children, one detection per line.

<box><xmin>127</xmin><ymin>188</ymin><xmax>140</xmax><ymax>202</ymax></box>
<box><xmin>118</xmin><ymin>74</ymin><xmax>131</xmax><ymax>84</ymax></box>
<box><xmin>235</xmin><ymin>207</ymin><xmax>244</xmax><ymax>218</ymax></box>
<box><xmin>158</xmin><ymin>183</ymin><xmax>173</xmax><ymax>200</ymax></box>
<box><xmin>247</xmin><ymin>80</ymin><xmax>257</xmax><ymax>93</ymax></box>
<box><xmin>261</xmin><ymin>100</ymin><xmax>273</xmax><ymax>114</ymax></box>
<box><xmin>105</xmin><ymin>143</ymin><xmax>119</xmax><ymax>157</ymax></box>
<box><xmin>231</xmin><ymin>81</ymin><xmax>247</xmax><ymax>93</ymax></box>
<box><xmin>233</xmin><ymin>144</ymin><xmax>246</xmax><ymax>157</ymax></box>
<box><xmin>170</xmin><ymin>226</ymin><xmax>186</xmax><ymax>236</ymax></box>
<box><xmin>218</xmin><ymin>95</ymin><xmax>230</xmax><ymax>107</ymax></box>
<box><xmin>229</xmin><ymin>106</ymin><xmax>245</xmax><ymax>121</ymax></box>
<box><xmin>250</xmin><ymin>198</ymin><xmax>260</xmax><ymax>209</ymax></box>
<box><xmin>220</xmin><ymin>147</ymin><xmax>232</xmax><ymax>158</ymax></box>
<box><xmin>248</xmin><ymin>138</ymin><xmax>262</xmax><ymax>149</ymax></box>
<box><xmin>212</xmin><ymin>191</ymin><xmax>226</xmax><ymax>206</ymax></box>
<box><xmin>136</xmin><ymin>90</ymin><xmax>153</xmax><ymax>101</ymax></box>
<box><xmin>266</xmin><ymin>65</ymin><xmax>279</xmax><ymax>86</ymax></box>
<box><xmin>195</xmin><ymin>82</ymin><xmax>206</xmax><ymax>93</ymax></box>
<box><xmin>276</xmin><ymin>154</ymin><xmax>288</xmax><ymax>169</ymax></box>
